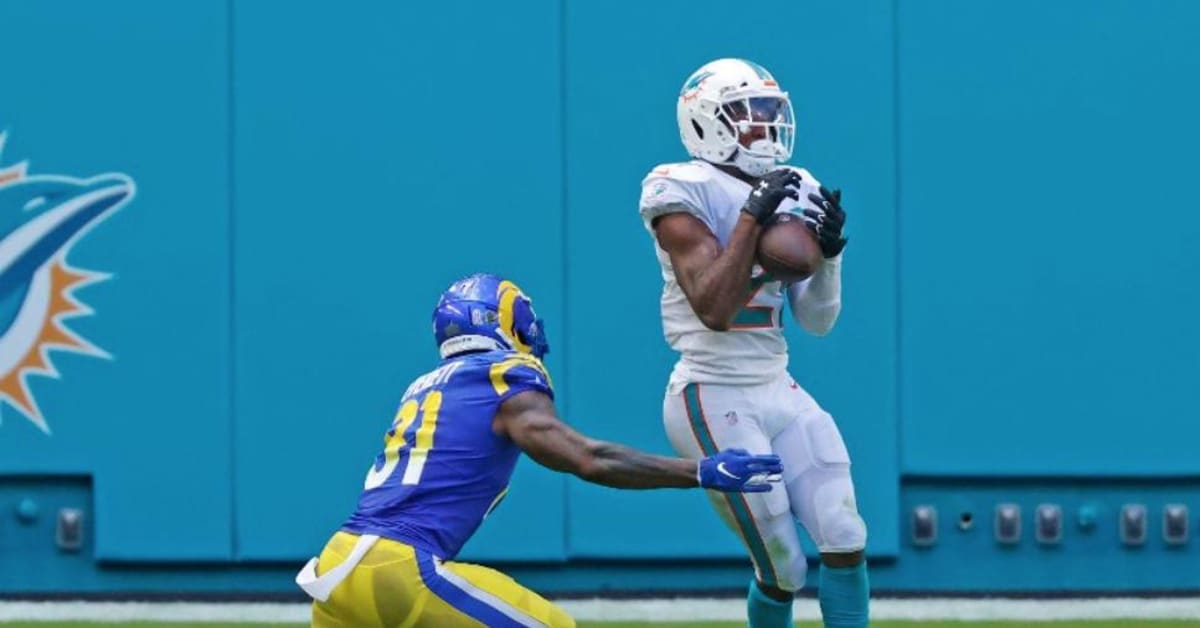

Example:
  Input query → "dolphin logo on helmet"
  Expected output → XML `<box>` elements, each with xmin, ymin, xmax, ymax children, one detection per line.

<box><xmin>676</xmin><ymin>58</ymin><xmax>796</xmax><ymax>177</ymax></box>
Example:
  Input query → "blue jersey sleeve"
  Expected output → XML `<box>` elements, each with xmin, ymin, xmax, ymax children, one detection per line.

<box><xmin>489</xmin><ymin>354</ymin><xmax>554</xmax><ymax>403</ymax></box>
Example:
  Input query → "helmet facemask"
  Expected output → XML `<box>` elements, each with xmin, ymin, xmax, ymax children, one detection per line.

<box><xmin>719</xmin><ymin>94</ymin><xmax>795</xmax><ymax>177</ymax></box>
<box><xmin>509</xmin><ymin>295</ymin><xmax>550</xmax><ymax>359</ymax></box>
<box><xmin>496</xmin><ymin>283</ymin><xmax>550</xmax><ymax>360</ymax></box>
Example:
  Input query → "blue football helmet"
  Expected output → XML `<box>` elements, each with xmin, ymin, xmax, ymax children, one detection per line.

<box><xmin>433</xmin><ymin>273</ymin><xmax>550</xmax><ymax>360</ymax></box>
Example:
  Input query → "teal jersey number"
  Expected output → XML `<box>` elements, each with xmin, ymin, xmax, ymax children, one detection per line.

<box><xmin>731</xmin><ymin>273</ymin><xmax>782</xmax><ymax>329</ymax></box>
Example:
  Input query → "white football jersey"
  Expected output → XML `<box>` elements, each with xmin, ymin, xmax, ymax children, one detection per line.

<box><xmin>639</xmin><ymin>159</ymin><xmax>823</xmax><ymax>387</ymax></box>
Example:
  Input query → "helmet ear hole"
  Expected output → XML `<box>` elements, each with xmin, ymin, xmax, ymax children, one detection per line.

<box><xmin>691</xmin><ymin>119</ymin><xmax>705</xmax><ymax>140</ymax></box>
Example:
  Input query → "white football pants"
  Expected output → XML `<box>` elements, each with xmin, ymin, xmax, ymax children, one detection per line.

<box><xmin>663</xmin><ymin>372</ymin><xmax>867</xmax><ymax>592</ymax></box>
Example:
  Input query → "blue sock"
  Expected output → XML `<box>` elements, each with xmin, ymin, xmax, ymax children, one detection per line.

<box><xmin>818</xmin><ymin>562</ymin><xmax>870</xmax><ymax>628</ymax></box>
<box><xmin>747</xmin><ymin>579</ymin><xmax>793</xmax><ymax>628</ymax></box>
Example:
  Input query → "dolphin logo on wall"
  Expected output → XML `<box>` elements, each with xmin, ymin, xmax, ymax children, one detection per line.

<box><xmin>0</xmin><ymin>132</ymin><xmax>134</xmax><ymax>434</ymax></box>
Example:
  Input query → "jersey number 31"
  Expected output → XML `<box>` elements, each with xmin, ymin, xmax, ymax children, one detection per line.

<box><xmin>364</xmin><ymin>391</ymin><xmax>443</xmax><ymax>489</ymax></box>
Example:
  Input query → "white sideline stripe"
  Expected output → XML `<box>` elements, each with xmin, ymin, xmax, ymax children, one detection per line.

<box><xmin>564</xmin><ymin>597</ymin><xmax>1200</xmax><ymax>621</ymax></box>
<box><xmin>0</xmin><ymin>602</ymin><xmax>311</xmax><ymax>622</ymax></box>
<box><xmin>1</xmin><ymin>597</ymin><xmax>1200</xmax><ymax>622</ymax></box>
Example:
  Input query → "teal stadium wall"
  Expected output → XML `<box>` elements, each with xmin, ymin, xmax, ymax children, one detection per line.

<box><xmin>0</xmin><ymin>0</ymin><xmax>1197</xmax><ymax>594</ymax></box>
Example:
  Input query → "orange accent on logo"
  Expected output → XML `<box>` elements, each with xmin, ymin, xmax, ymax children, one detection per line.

<box><xmin>653</xmin><ymin>167</ymin><xmax>671</xmax><ymax>175</ymax></box>
<box><xmin>0</xmin><ymin>260</ymin><xmax>108</xmax><ymax>433</ymax></box>
<box><xmin>0</xmin><ymin>162</ymin><xmax>27</xmax><ymax>186</ymax></box>
<box><xmin>763</xmin><ymin>80</ymin><xmax>778</xmax><ymax>87</ymax></box>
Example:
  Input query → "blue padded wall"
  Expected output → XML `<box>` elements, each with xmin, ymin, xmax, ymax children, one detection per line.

<box><xmin>231</xmin><ymin>0</ymin><xmax>568</xmax><ymax>562</ymax></box>
<box><xmin>897</xmin><ymin>0</ymin><xmax>1200</xmax><ymax>476</ymax></box>
<box><xmin>0</xmin><ymin>0</ymin><xmax>232</xmax><ymax>561</ymax></box>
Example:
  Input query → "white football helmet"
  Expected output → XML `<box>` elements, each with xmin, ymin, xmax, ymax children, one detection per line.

<box><xmin>676</xmin><ymin>58</ymin><xmax>795</xmax><ymax>177</ymax></box>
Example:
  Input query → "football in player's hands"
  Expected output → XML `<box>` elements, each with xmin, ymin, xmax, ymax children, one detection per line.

<box><xmin>756</xmin><ymin>211</ymin><xmax>823</xmax><ymax>283</ymax></box>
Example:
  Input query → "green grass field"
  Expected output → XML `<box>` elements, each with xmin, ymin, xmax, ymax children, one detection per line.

<box><xmin>0</xmin><ymin>622</ymin><xmax>1197</xmax><ymax>627</ymax></box>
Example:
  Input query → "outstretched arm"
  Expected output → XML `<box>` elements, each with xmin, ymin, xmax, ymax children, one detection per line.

<box><xmin>493</xmin><ymin>390</ymin><xmax>781</xmax><ymax>492</ymax></box>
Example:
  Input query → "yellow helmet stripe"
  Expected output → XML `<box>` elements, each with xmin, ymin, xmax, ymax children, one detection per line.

<box><xmin>496</xmin><ymin>281</ymin><xmax>532</xmax><ymax>354</ymax></box>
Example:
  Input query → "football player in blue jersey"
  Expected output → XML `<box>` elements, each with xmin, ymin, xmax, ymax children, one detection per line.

<box><xmin>296</xmin><ymin>273</ymin><xmax>784</xmax><ymax>628</ymax></box>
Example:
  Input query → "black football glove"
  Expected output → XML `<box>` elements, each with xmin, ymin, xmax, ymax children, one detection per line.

<box><xmin>741</xmin><ymin>168</ymin><xmax>803</xmax><ymax>225</ymax></box>
<box><xmin>803</xmin><ymin>185</ymin><xmax>848</xmax><ymax>258</ymax></box>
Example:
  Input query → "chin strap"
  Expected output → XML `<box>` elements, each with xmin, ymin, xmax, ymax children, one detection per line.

<box><xmin>730</xmin><ymin>145</ymin><xmax>777</xmax><ymax>177</ymax></box>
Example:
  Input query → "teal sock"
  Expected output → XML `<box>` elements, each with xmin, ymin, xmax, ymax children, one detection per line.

<box><xmin>818</xmin><ymin>562</ymin><xmax>870</xmax><ymax>628</ymax></box>
<box><xmin>747</xmin><ymin>579</ymin><xmax>793</xmax><ymax>628</ymax></box>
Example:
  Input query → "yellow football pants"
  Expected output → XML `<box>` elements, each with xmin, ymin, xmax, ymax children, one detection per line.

<box><xmin>310</xmin><ymin>531</ymin><xmax>575</xmax><ymax>628</ymax></box>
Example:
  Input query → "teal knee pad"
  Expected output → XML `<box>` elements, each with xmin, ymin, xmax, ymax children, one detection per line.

<box><xmin>818</xmin><ymin>562</ymin><xmax>870</xmax><ymax>628</ymax></box>
<box><xmin>747</xmin><ymin>580</ymin><xmax>793</xmax><ymax>628</ymax></box>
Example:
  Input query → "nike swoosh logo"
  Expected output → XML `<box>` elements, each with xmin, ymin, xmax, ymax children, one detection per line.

<box><xmin>716</xmin><ymin>462</ymin><xmax>741</xmax><ymax>480</ymax></box>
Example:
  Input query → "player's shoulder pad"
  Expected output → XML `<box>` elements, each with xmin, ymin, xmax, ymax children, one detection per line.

<box><xmin>640</xmin><ymin>161</ymin><xmax>713</xmax><ymax>219</ymax></box>
<box><xmin>641</xmin><ymin>160</ymin><xmax>715</xmax><ymax>186</ymax></box>
<box><xmin>488</xmin><ymin>351</ymin><xmax>554</xmax><ymax>400</ymax></box>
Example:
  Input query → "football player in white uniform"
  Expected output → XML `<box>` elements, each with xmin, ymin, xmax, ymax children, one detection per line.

<box><xmin>638</xmin><ymin>58</ymin><xmax>868</xmax><ymax>628</ymax></box>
